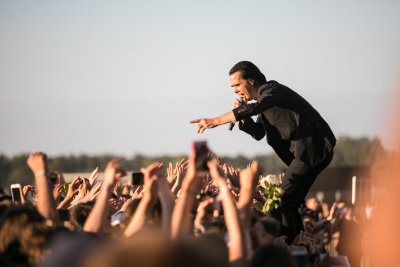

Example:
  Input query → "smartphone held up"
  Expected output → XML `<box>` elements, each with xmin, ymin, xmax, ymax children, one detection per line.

<box><xmin>131</xmin><ymin>172</ymin><xmax>144</xmax><ymax>185</ymax></box>
<box><xmin>10</xmin><ymin>183</ymin><xmax>22</xmax><ymax>203</ymax></box>
<box><xmin>192</xmin><ymin>141</ymin><xmax>213</xmax><ymax>171</ymax></box>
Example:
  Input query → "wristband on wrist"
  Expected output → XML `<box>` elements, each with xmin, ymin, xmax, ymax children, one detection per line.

<box><xmin>34</xmin><ymin>170</ymin><xmax>46</xmax><ymax>177</ymax></box>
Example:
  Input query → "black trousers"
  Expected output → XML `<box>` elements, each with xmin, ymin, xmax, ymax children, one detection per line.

<box><xmin>270</xmin><ymin>150</ymin><xmax>334</xmax><ymax>244</ymax></box>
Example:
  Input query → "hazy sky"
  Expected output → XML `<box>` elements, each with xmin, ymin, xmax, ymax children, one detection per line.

<box><xmin>1</xmin><ymin>0</ymin><xmax>399</xmax><ymax>157</ymax></box>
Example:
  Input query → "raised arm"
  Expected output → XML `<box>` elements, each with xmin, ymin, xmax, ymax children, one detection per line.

<box><xmin>237</xmin><ymin>162</ymin><xmax>262</xmax><ymax>259</ymax></box>
<box><xmin>171</xmin><ymin>161</ymin><xmax>187</xmax><ymax>196</ymax></box>
<box><xmin>57</xmin><ymin>177</ymin><xmax>81</xmax><ymax>209</ymax></box>
<box><xmin>208</xmin><ymin>159</ymin><xmax>246</xmax><ymax>267</ymax></box>
<box><xmin>124</xmin><ymin>162</ymin><xmax>162</xmax><ymax>237</ymax></box>
<box><xmin>157</xmin><ymin>172</ymin><xmax>175</xmax><ymax>235</ymax></box>
<box><xmin>171</xmin><ymin>149</ymin><xmax>202</xmax><ymax>239</ymax></box>
<box><xmin>88</xmin><ymin>166</ymin><xmax>99</xmax><ymax>186</ymax></box>
<box><xmin>237</xmin><ymin>161</ymin><xmax>261</xmax><ymax>225</ymax></box>
<box><xmin>27</xmin><ymin>152</ymin><xmax>58</xmax><ymax>221</ymax></box>
<box><xmin>83</xmin><ymin>159</ymin><xmax>125</xmax><ymax>234</ymax></box>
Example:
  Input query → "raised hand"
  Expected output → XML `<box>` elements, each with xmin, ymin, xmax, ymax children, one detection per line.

<box><xmin>83</xmin><ymin>159</ymin><xmax>126</xmax><ymax>234</ymax></box>
<box><xmin>52</xmin><ymin>184</ymin><xmax>65</xmax><ymax>202</ymax></box>
<box><xmin>21</xmin><ymin>185</ymin><xmax>34</xmax><ymax>204</ymax></box>
<box><xmin>207</xmin><ymin>158</ymin><xmax>227</xmax><ymax>188</ymax></box>
<box><xmin>66</xmin><ymin>176</ymin><xmax>82</xmax><ymax>199</ymax></box>
<box><xmin>140</xmin><ymin>162</ymin><xmax>164</xmax><ymax>201</ymax></box>
<box><xmin>239</xmin><ymin>161</ymin><xmax>261</xmax><ymax>192</ymax></box>
<box><xmin>166</xmin><ymin>159</ymin><xmax>185</xmax><ymax>184</ymax></box>
<box><xmin>131</xmin><ymin>185</ymin><xmax>144</xmax><ymax>199</ymax></box>
<box><xmin>27</xmin><ymin>152</ymin><xmax>48</xmax><ymax>176</ymax></box>
<box><xmin>79</xmin><ymin>181</ymin><xmax>103</xmax><ymax>203</ymax></box>
<box><xmin>88</xmin><ymin>181</ymin><xmax>102</xmax><ymax>201</ymax></box>
<box><xmin>22</xmin><ymin>185</ymin><xmax>34</xmax><ymax>198</ymax></box>
<box><xmin>103</xmin><ymin>159</ymin><xmax>126</xmax><ymax>188</ymax></box>
<box><xmin>171</xmin><ymin>160</ymin><xmax>187</xmax><ymax>196</ymax></box>
<box><xmin>226</xmin><ymin>164</ymin><xmax>241</xmax><ymax>188</ymax></box>
<box><xmin>89</xmin><ymin>166</ymin><xmax>99</xmax><ymax>186</ymax></box>
<box><xmin>166</xmin><ymin>162</ymin><xmax>175</xmax><ymax>184</ymax></box>
<box><xmin>238</xmin><ymin>160</ymin><xmax>262</xmax><ymax>231</ymax></box>
<box><xmin>77</xmin><ymin>178</ymin><xmax>91</xmax><ymax>199</ymax></box>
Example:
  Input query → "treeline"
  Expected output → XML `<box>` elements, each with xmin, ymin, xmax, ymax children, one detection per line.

<box><xmin>0</xmin><ymin>136</ymin><xmax>388</xmax><ymax>187</ymax></box>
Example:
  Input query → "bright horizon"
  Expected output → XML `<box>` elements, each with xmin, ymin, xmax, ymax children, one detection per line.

<box><xmin>1</xmin><ymin>1</ymin><xmax>399</xmax><ymax>157</ymax></box>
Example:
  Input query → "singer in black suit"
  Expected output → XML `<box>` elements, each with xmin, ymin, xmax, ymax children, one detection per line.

<box><xmin>190</xmin><ymin>61</ymin><xmax>336</xmax><ymax>243</ymax></box>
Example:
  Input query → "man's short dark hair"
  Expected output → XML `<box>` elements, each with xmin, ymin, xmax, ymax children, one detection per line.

<box><xmin>229</xmin><ymin>61</ymin><xmax>267</xmax><ymax>86</ymax></box>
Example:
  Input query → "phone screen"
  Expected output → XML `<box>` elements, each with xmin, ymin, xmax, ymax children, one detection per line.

<box><xmin>11</xmin><ymin>187</ymin><xmax>22</xmax><ymax>203</ymax></box>
<box><xmin>193</xmin><ymin>141</ymin><xmax>209</xmax><ymax>171</ymax></box>
<box><xmin>132</xmin><ymin>172</ymin><xmax>144</xmax><ymax>185</ymax></box>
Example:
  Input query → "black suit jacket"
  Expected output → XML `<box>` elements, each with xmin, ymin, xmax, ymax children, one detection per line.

<box><xmin>233</xmin><ymin>80</ymin><xmax>336</xmax><ymax>166</ymax></box>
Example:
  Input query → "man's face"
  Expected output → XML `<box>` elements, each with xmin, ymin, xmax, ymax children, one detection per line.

<box><xmin>229</xmin><ymin>71</ymin><xmax>256</xmax><ymax>102</ymax></box>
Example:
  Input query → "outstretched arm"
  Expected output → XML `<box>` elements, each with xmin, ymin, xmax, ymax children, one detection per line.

<box><xmin>190</xmin><ymin>111</ymin><xmax>236</xmax><ymax>134</ymax></box>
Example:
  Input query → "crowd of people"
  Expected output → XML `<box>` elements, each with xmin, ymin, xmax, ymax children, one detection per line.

<box><xmin>0</xmin><ymin>146</ymin><xmax>371</xmax><ymax>267</ymax></box>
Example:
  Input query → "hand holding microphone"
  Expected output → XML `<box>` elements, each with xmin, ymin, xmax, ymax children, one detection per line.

<box><xmin>229</xmin><ymin>97</ymin><xmax>244</xmax><ymax>131</ymax></box>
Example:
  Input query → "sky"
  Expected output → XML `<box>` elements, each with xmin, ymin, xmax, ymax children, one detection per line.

<box><xmin>0</xmin><ymin>0</ymin><xmax>399</xmax><ymax>157</ymax></box>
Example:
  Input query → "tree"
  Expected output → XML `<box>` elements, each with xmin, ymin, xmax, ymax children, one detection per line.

<box><xmin>0</xmin><ymin>155</ymin><xmax>11</xmax><ymax>188</ymax></box>
<box><xmin>331</xmin><ymin>136</ymin><xmax>385</xmax><ymax>166</ymax></box>
<box><xmin>0</xmin><ymin>136</ymin><xmax>390</xmax><ymax>188</ymax></box>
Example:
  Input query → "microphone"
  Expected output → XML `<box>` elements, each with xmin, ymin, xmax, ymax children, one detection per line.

<box><xmin>228</xmin><ymin>121</ymin><xmax>236</xmax><ymax>131</ymax></box>
<box><xmin>229</xmin><ymin>97</ymin><xmax>244</xmax><ymax>131</ymax></box>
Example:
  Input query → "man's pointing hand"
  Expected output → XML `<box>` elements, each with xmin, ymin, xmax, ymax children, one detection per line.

<box><xmin>190</xmin><ymin>118</ymin><xmax>218</xmax><ymax>134</ymax></box>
